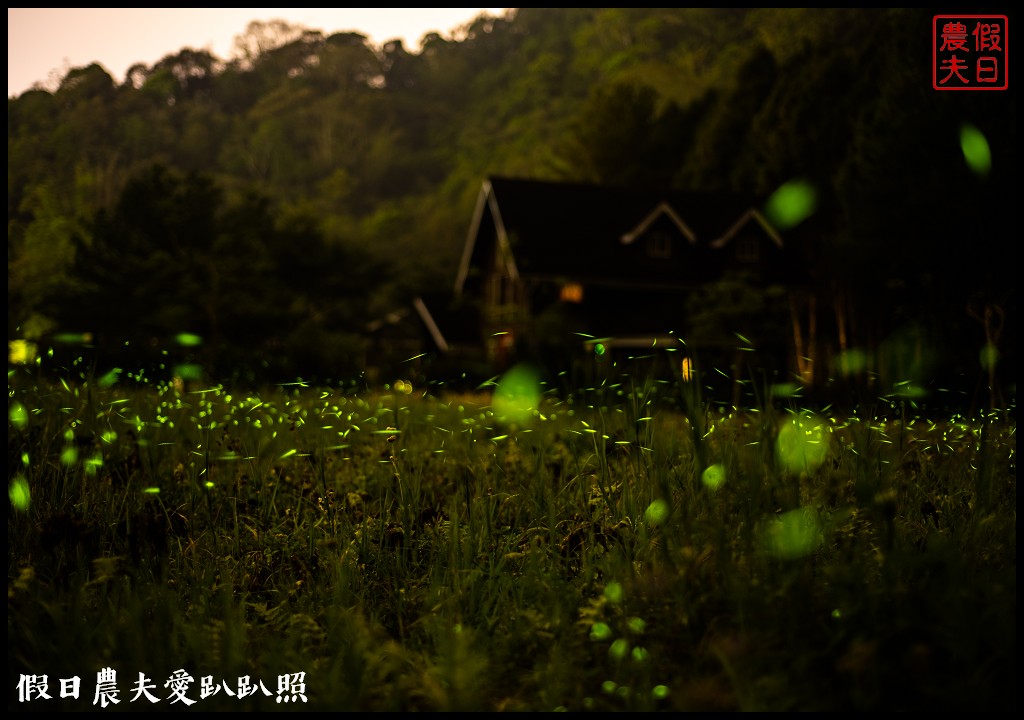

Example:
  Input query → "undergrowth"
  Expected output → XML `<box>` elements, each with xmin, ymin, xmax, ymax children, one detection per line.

<box><xmin>7</xmin><ymin>363</ymin><xmax>1016</xmax><ymax>711</ymax></box>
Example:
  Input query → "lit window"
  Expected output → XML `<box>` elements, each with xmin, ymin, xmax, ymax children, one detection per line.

<box><xmin>560</xmin><ymin>283</ymin><xmax>584</xmax><ymax>303</ymax></box>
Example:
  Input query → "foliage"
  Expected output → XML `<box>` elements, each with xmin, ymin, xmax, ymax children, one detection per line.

<box><xmin>6</xmin><ymin>354</ymin><xmax>1017</xmax><ymax>711</ymax></box>
<box><xmin>56</xmin><ymin>164</ymin><xmax>382</xmax><ymax>384</ymax></box>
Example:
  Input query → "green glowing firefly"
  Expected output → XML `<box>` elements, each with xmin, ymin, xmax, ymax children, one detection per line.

<box><xmin>702</xmin><ymin>463</ymin><xmax>726</xmax><ymax>491</ymax></box>
<box><xmin>644</xmin><ymin>498</ymin><xmax>670</xmax><ymax>526</ymax></box>
<box><xmin>960</xmin><ymin>123</ymin><xmax>991</xmax><ymax>177</ymax></box>
<box><xmin>9</xmin><ymin>402</ymin><xmax>28</xmax><ymax>429</ymax></box>
<box><xmin>173</xmin><ymin>363</ymin><xmax>203</xmax><ymax>381</ymax></box>
<box><xmin>764</xmin><ymin>179</ymin><xmax>817</xmax><ymax>230</ymax></box>
<box><xmin>604</xmin><ymin>581</ymin><xmax>624</xmax><ymax>605</ymax></box>
<box><xmin>775</xmin><ymin>412</ymin><xmax>829</xmax><ymax>475</ymax></box>
<box><xmin>493</xmin><ymin>363</ymin><xmax>541</xmax><ymax>424</ymax></box>
<box><xmin>98</xmin><ymin>368</ymin><xmax>122</xmax><ymax>388</ymax></box>
<box><xmin>590</xmin><ymin>622</ymin><xmax>613</xmax><ymax>642</ymax></box>
<box><xmin>759</xmin><ymin>507</ymin><xmax>822</xmax><ymax>559</ymax></box>
<box><xmin>609</xmin><ymin>638</ymin><xmax>629</xmax><ymax>662</ymax></box>
<box><xmin>10</xmin><ymin>477</ymin><xmax>31</xmax><ymax>510</ymax></box>
<box><xmin>835</xmin><ymin>349</ymin><xmax>867</xmax><ymax>377</ymax></box>
<box><xmin>980</xmin><ymin>343</ymin><xmax>999</xmax><ymax>371</ymax></box>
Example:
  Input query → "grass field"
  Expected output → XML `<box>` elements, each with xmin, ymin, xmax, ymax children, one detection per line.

<box><xmin>7</xmin><ymin>359</ymin><xmax>1016</xmax><ymax>711</ymax></box>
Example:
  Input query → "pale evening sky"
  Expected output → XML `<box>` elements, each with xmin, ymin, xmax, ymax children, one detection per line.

<box><xmin>7</xmin><ymin>7</ymin><xmax>509</xmax><ymax>98</ymax></box>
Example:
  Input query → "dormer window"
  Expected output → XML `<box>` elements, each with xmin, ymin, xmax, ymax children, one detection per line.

<box><xmin>736</xmin><ymin>237</ymin><xmax>760</xmax><ymax>263</ymax></box>
<box><xmin>646</xmin><ymin>232</ymin><xmax>673</xmax><ymax>259</ymax></box>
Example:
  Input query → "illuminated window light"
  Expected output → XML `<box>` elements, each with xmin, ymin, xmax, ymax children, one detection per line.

<box><xmin>560</xmin><ymin>283</ymin><xmax>584</xmax><ymax>303</ymax></box>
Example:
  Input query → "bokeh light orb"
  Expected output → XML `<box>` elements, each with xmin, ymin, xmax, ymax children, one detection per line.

<box><xmin>645</xmin><ymin>498</ymin><xmax>670</xmax><ymax>526</ymax></box>
<box><xmin>702</xmin><ymin>463</ymin><xmax>726</xmax><ymax>491</ymax></box>
<box><xmin>759</xmin><ymin>507</ymin><xmax>822</xmax><ymax>559</ymax></box>
<box><xmin>9</xmin><ymin>476</ymin><xmax>30</xmax><ymax>511</ymax></box>
<box><xmin>835</xmin><ymin>349</ymin><xmax>868</xmax><ymax>377</ymax></box>
<box><xmin>493</xmin><ymin>363</ymin><xmax>541</xmax><ymax>424</ymax></box>
<box><xmin>9</xmin><ymin>401</ymin><xmax>29</xmax><ymax>429</ymax></box>
<box><xmin>775</xmin><ymin>412</ymin><xmax>830</xmax><ymax>475</ymax></box>
<box><xmin>960</xmin><ymin>123</ymin><xmax>991</xmax><ymax>177</ymax></box>
<box><xmin>980</xmin><ymin>343</ymin><xmax>999</xmax><ymax>372</ymax></box>
<box><xmin>764</xmin><ymin>179</ymin><xmax>817</xmax><ymax>230</ymax></box>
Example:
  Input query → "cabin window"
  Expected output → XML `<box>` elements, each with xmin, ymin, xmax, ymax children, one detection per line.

<box><xmin>737</xmin><ymin>237</ymin><xmax>760</xmax><ymax>263</ymax></box>
<box><xmin>560</xmin><ymin>283</ymin><xmax>584</xmax><ymax>303</ymax></box>
<box><xmin>646</xmin><ymin>232</ymin><xmax>673</xmax><ymax>259</ymax></box>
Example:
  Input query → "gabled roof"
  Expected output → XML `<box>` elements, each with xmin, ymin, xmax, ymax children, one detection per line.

<box><xmin>710</xmin><ymin>208</ymin><xmax>783</xmax><ymax>250</ymax></box>
<box><xmin>367</xmin><ymin>292</ymin><xmax>481</xmax><ymax>354</ymax></box>
<box><xmin>620</xmin><ymin>202</ymin><xmax>697</xmax><ymax>246</ymax></box>
<box><xmin>455</xmin><ymin>176</ymin><xmax>781</xmax><ymax>295</ymax></box>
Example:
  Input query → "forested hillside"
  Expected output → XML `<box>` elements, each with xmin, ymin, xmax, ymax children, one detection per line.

<box><xmin>7</xmin><ymin>8</ymin><xmax>1016</xmax><ymax>393</ymax></box>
